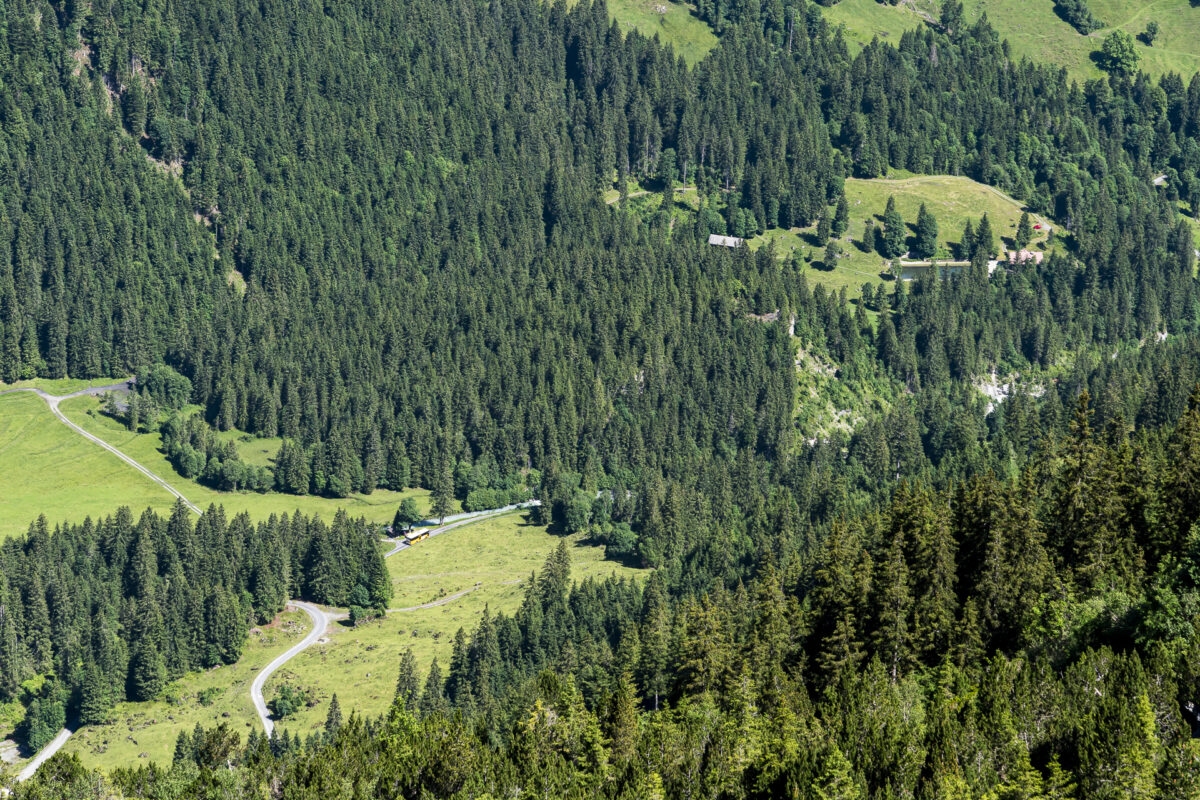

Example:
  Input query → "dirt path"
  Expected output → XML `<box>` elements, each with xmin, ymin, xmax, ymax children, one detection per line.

<box><xmin>388</xmin><ymin>585</ymin><xmax>479</xmax><ymax>613</ymax></box>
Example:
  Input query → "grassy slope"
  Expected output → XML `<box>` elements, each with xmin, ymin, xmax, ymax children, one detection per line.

<box><xmin>0</xmin><ymin>393</ymin><xmax>452</xmax><ymax>538</ymax></box>
<box><xmin>57</xmin><ymin>611</ymin><xmax>310</xmax><ymax>770</ymax></box>
<box><xmin>571</xmin><ymin>0</ymin><xmax>717</xmax><ymax>66</ymax></box>
<box><xmin>748</xmin><ymin>174</ymin><xmax>1053</xmax><ymax>297</ymax></box>
<box><xmin>821</xmin><ymin>0</ymin><xmax>938</xmax><ymax>52</ymax></box>
<box><xmin>265</xmin><ymin>512</ymin><xmax>643</xmax><ymax>738</ymax></box>
<box><xmin>0</xmin><ymin>392</ymin><xmax>171</xmax><ymax>536</ymax></box>
<box><xmin>823</xmin><ymin>0</ymin><xmax>1200</xmax><ymax>81</ymax></box>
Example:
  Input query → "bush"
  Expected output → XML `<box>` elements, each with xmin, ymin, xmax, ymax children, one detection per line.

<box><xmin>268</xmin><ymin>684</ymin><xmax>310</xmax><ymax>720</ymax></box>
<box><xmin>19</xmin><ymin>696</ymin><xmax>65</xmax><ymax>752</ymax></box>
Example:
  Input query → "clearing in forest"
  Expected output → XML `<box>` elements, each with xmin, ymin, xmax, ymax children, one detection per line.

<box><xmin>260</xmin><ymin>512</ymin><xmax>643</xmax><ymax>736</ymax></box>
<box><xmin>570</xmin><ymin>0</ymin><xmax>718</xmax><ymax>66</ymax></box>
<box><xmin>55</xmin><ymin>610</ymin><xmax>311</xmax><ymax>771</ymax></box>
<box><xmin>822</xmin><ymin>0</ymin><xmax>1200</xmax><ymax>81</ymax></box>
<box><xmin>0</xmin><ymin>390</ymin><xmax>444</xmax><ymax>539</ymax></box>
<box><xmin>748</xmin><ymin>173</ymin><xmax>1052</xmax><ymax>298</ymax></box>
<box><xmin>54</xmin><ymin>512</ymin><xmax>640</xmax><ymax>770</ymax></box>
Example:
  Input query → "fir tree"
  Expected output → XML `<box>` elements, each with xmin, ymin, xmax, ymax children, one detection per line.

<box><xmin>882</xmin><ymin>196</ymin><xmax>906</xmax><ymax>258</ymax></box>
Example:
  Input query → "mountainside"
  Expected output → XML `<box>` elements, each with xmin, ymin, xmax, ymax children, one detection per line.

<box><xmin>4</xmin><ymin>0</ymin><xmax>1200</xmax><ymax>795</ymax></box>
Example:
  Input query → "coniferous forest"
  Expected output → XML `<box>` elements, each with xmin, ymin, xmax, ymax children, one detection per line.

<box><xmin>4</xmin><ymin>0</ymin><xmax>1200</xmax><ymax>795</ymax></box>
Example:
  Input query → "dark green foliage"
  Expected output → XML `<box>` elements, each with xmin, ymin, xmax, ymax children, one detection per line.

<box><xmin>913</xmin><ymin>203</ymin><xmax>938</xmax><ymax>259</ymax></box>
<box><xmin>268</xmin><ymin>685</ymin><xmax>310</xmax><ymax>721</ymax></box>
<box><xmin>881</xmin><ymin>196</ymin><xmax>906</xmax><ymax>258</ymax></box>
<box><xmin>1015</xmin><ymin>211</ymin><xmax>1033</xmax><ymax>249</ymax></box>
<box><xmin>1143</xmin><ymin>20</ymin><xmax>1159</xmax><ymax>46</ymax></box>
<box><xmin>1055</xmin><ymin>0</ymin><xmax>1104</xmax><ymax>34</ymax></box>
<box><xmin>1100</xmin><ymin>30</ymin><xmax>1140</xmax><ymax>75</ymax></box>
<box><xmin>391</xmin><ymin>498</ymin><xmax>421</xmax><ymax>531</ymax></box>
<box><xmin>0</xmin><ymin>502</ymin><xmax>387</xmax><ymax>743</ymax></box>
<box><xmin>833</xmin><ymin>193</ymin><xmax>850</xmax><ymax>238</ymax></box>
<box><xmin>325</xmin><ymin>694</ymin><xmax>343</xmax><ymax>734</ymax></box>
<box><xmin>136</xmin><ymin>365</ymin><xmax>192</xmax><ymax>410</ymax></box>
<box><xmin>7</xmin><ymin>0</ymin><xmax>1200</xmax><ymax>793</ymax></box>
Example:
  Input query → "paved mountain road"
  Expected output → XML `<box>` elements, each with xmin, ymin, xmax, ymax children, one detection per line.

<box><xmin>0</xmin><ymin>382</ymin><xmax>540</xmax><ymax>766</ymax></box>
<box><xmin>384</xmin><ymin>501</ymin><xmax>540</xmax><ymax>557</ymax></box>
<box><xmin>250</xmin><ymin>601</ymin><xmax>329</xmax><ymax>737</ymax></box>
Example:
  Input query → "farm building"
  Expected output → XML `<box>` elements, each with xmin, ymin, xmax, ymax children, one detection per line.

<box><xmin>708</xmin><ymin>234</ymin><xmax>744</xmax><ymax>248</ymax></box>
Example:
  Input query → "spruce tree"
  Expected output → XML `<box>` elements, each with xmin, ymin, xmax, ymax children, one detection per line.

<box><xmin>882</xmin><ymin>196</ymin><xmax>906</xmax><ymax>258</ymax></box>
<box><xmin>832</xmin><ymin>194</ymin><xmax>850</xmax><ymax>238</ymax></box>
<box><xmin>325</xmin><ymin>694</ymin><xmax>343</xmax><ymax>734</ymax></box>
<box><xmin>817</xmin><ymin>213</ymin><xmax>832</xmax><ymax>243</ymax></box>
<box><xmin>395</xmin><ymin>648</ymin><xmax>420</xmax><ymax>712</ymax></box>
<box><xmin>419</xmin><ymin>658</ymin><xmax>448</xmax><ymax>717</ymax></box>
<box><xmin>974</xmin><ymin>213</ymin><xmax>996</xmax><ymax>259</ymax></box>
<box><xmin>914</xmin><ymin>204</ymin><xmax>939</xmax><ymax>259</ymax></box>
<box><xmin>431</xmin><ymin>461</ymin><xmax>454</xmax><ymax>524</ymax></box>
<box><xmin>1015</xmin><ymin>211</ymin><xmax>1033</xmax><ymax>249</ymax></box>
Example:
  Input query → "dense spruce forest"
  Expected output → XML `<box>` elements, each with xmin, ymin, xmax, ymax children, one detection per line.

<box><xmin>5</xmin><ymin>0</ymin><xmax>1200</xmax><ymax>795</ymax></box>
<box><xmin>0</xmin><ymin>503</ymin><xmax>389</xmax><ymax>751</ymax></box>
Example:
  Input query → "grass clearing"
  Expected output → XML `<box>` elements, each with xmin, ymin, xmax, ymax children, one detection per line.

<box><xmin>603</xmin><ymin>0</ymin><xmax>718</xmax><ymax>66</ymax></box>
<box><xmin>0</xmin><ymin>376</ymin><xmax>128</xmax><ymax>395</ymax></box>
<box><xmin>264</xmin><ymin>512</ymin><xmax>643</xmax><ymax>737</ymax></box>
<box><xmin>822</xmin><ymin>0</ymin><xmax>1200</xmax><ymax>81</ymax></box>
<box><xmin>57</xmin><ymin>611</ymin><xmax>311</xmax><ymax>771</ymax></box>
<box><xmin>0</xmin><ymin>392</ymin><xmax>450</xmax><ymax>537</ymax></box>
<box><xmin>821</xmin><ymin>0</ymin><xmax>937</xmax><ymax>53</ymax></box>
<box><xmin>0</xmin><ymin>392</ymin><xmax>172</xmax><ymax>537</ymax></box>
<box><xmin>748</xmin><ymin>174</ymin><xmax>1053</xmax><ymax>298</ymax></box>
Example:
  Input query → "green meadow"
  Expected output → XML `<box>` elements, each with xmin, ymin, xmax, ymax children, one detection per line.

<box><xmin>566</xmin><ymin>0</ymin><xmax>717</xmax><ymax>66</ymax></box>
<box><xmin>56</xmin><ymin>610</ymin><xmax>311</xmax><ymax>771</ymax></box>
<box><xmin>0</xmin><ymin>390</ymin><xmax>451</xmax><ymax>538</ymax></box>
<box><xmin>45</xmin><ymin>512</ymin><xmax>641</xmax><ymax>771</ymax></box>
<box><xmin>264</xmin><ymin>511</ymin><xmax>643</xmax><ymax>737</ymax></box>
<box><xmin>749</xmin><ymin>173</ymin><xmax>1053</xmax><ymax>298</ymax></box>
<box><xmin>822</xmin><ymin>0</ymin><xmax>1200</xmax><ymax>81</ymax></box>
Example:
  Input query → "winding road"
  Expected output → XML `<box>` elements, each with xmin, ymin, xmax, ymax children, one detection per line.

<box><xmin>1</xmin><ymin>380</ymin><xmax>539</xmax><ymax>775</ymax></box>
<box><xmin>250</xmin><ymin>602</ymin><xmax>328</xmax><ymax>737</ymax></box>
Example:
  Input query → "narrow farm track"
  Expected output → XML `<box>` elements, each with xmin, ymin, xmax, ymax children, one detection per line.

<box><xmin>0</xmin><ymin>383</ymin><xmax>203</xmax><ymax>515</ymax></box>
<box><xmin>388</xmin><ymin>585</ymin><xmax>479</xmax><ymax>613</ymax></box>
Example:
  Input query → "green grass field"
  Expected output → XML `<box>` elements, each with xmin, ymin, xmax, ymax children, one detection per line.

<box><xmin>822</xmin><ymin>0</ymin><xmax>1200</xmax><ymax>81</ymax></box>
<box><xmin>0</xmin><ymin>392</ymin><xmax>174</xmax><ymax>537</ymax></box>
<box><xmin>749</xmin><ymin>174</ymin><xmax>1053</xmax><ymax>297</ymax></box>
<box><xmin>0</xmin><ymin>392</ymin><xmax>452</xmax><ymax>538</ymax></box>
<box><xmin>0</xmin><ymin>376</ymin><xmax>129</xmax><ymax>395</ymax></box>
<box><xmin>263</xmin><ymin>511</ymin><xmax>643</xmax><ymax>737</ymax></box>
<box><xmin>571</xmin><ymin>0</ymin><xmax>717</xmax><ymax>66</ymax></box>
<box><xmin>820</xmin><ymin>0</ymin><xmax>938</xmax><ymax>53</ymax></box>
<box><xmin>55</xmin><ymin>610</ymin><xmax>310</xmax><ymax>771</ymax></box>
